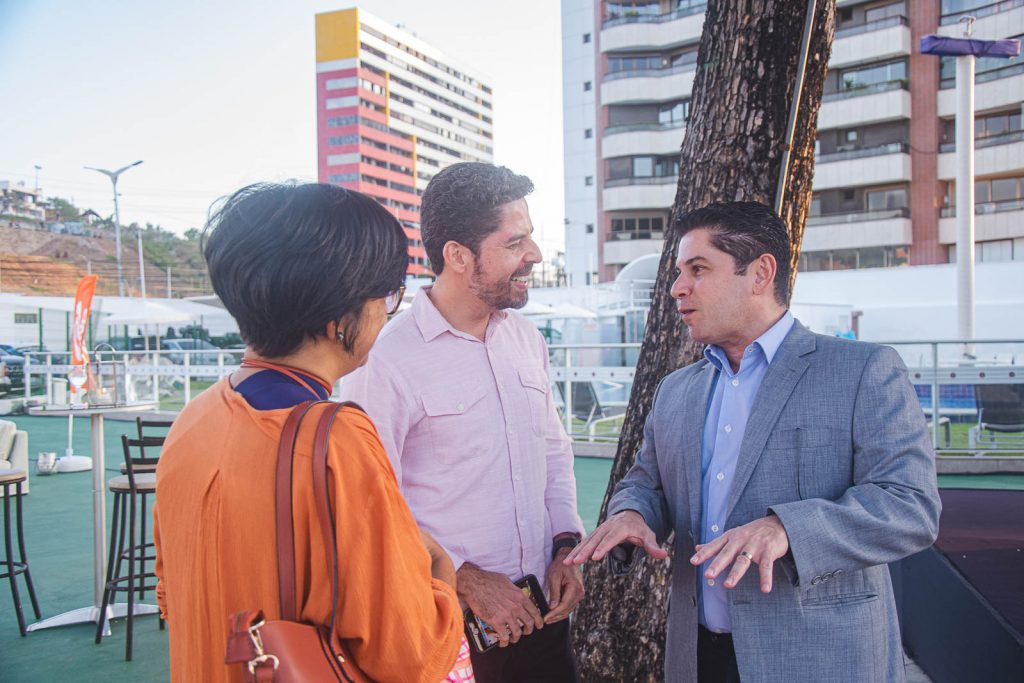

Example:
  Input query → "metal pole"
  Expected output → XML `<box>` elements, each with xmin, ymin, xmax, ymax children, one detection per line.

<box><xmin>137</xmin><ymin>229</ymin><xmax>146</xmax><ymax>298</ymax></box>
<box><xmin>166</xmin><ymin>267</ymin><xmax>172</xmax><ymax>298</ymax></box>
<box><xmin>956</xmin><ymin>18</ymin><xmax>976</xmax><ymax>361</ymax></box>
<box><xmin>774</xmin><ymin>0</ymin><xmax>817</xmax><ymax>215</ymax></box>
<box><xmin>112</xmin><ymin>176</ymin><xmax>124</xmax><ymax>297</ymax></box>
<box><xmin>930</xmin><ymin>343</ymin><xmax>940</xmax><ymax>450</ymax></box>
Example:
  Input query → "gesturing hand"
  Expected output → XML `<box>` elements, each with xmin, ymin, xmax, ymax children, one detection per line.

<box><xmin>457</xmin><ymin>564</ymin><xmax>544</xmax><ymax>648</ymax></box>
<box><xmin>563</xmin><ymin>510</ymin><xmax>669</xmax><ymax>566</ymax></box>
<box><xmin>690</xmin><ymin>515</ymin><xmax>790</xmax><ymax>593</ymax></box>
<box><xmin>544</xmin><ymin>549</ymin><xmax>584</xmax><ymax>624</ymax></box>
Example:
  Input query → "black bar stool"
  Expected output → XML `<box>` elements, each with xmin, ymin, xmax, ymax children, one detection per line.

<box><xmin>0</xmin><ymin>469</ymin><xmax>40</xmax><ymax>636</ymax></box>
<box><xmin>95</xmin><ymin>435</ymin><xmax>163</xmax><ymax>660</ymax></box>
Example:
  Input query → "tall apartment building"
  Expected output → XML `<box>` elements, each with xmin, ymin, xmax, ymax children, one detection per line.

<box><xmin>562</xmin><ymin>0</ymin><xmax>1024</xmax><ymax>284</ymax></box>
<box><xmin>315</xmin><ymin>7</ymin><xmax>494</xmax><ymax>276</ymax></box>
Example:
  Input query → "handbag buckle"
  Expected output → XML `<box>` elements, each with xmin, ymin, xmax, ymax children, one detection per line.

<box><xmin>248</xmin><ymin>654</ymin><xmax>280</xmax><ymax>674</ymax></box>
<box><xmin>246</xmin><ymin>619</ymin><xmax>279</xmax><ymax>673</ymax></box>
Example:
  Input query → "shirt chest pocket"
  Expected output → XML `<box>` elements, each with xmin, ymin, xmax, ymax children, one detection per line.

<box><xmin>518</xmin><ymin>368</ymin><xmax>549</xmax><ymax>437</ymax></box>
<box><xmin>421</xmin><ymin>385</ymin><xmax>490</xmax><ymax>464</ymax></box>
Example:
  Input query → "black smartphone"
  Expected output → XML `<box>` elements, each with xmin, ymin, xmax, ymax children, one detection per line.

<box><xmin>463</xmin><ymin>574</ymin><xmax>550</xmax><ymax>653</ymax></box>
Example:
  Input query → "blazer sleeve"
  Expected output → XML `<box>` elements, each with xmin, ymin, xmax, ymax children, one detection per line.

<box><xmin>769</xmin><ymin>345</ymin><xmax>942</xmax><ymax>588</ymax></box>
<box><xmin>607</xmin><ymin>378</ymin><xmax>674</xmax><ymax>545</ymax></box>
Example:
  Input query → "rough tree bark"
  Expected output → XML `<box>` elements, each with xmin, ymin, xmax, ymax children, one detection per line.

<box><xmin>571</xmin><ymin>1</ymin><xmax>835</xmax><ymax>680</ymax></box>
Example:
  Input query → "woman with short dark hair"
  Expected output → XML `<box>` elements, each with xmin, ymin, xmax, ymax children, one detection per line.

<box><xmin>154</xmin><ymin>182</ymin><xmax>467</xmax><ymax>682</ymax></box>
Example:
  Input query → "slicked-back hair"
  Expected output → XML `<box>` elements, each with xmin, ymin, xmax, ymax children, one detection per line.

<box><xmin>676</xmin><ymin>201</ymin><xmax>792</xmax><ymax>305</ymax></box>
<box><xmin>203</xmin><ymin>182</ymin><xmax>407</xmax><ymax>358</ymax></box>
<box><xmin>420</xmin><ymin>163</ymin><xmax>534</xmax><ymax>274</ymax></box>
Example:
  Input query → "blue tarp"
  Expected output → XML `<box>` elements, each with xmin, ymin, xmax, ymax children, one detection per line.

<box><xmin>920</xmin><ymin>35</ymin><xmax>1021</xmax><ymax>58</ymax></box>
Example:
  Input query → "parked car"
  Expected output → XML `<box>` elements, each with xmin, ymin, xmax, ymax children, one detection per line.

<box><xmin>0</xmin><ymin>360</ymin><xmax>11</xmax><ymax>396</ymax></box>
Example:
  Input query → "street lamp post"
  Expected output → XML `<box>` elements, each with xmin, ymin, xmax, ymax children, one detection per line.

<box><xmin>84</xmin><ymin>160</ymin><xmax>143</xmax><ymax>297</ymax></box>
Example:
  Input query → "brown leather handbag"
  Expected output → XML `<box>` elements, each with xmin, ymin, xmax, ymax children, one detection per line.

<box><xmin>226</xmin><ymin>401</ymin><xmax>372</xmax><ymax>682</ymax></box>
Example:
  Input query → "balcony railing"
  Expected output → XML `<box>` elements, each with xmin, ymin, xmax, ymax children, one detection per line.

<box><xmin>816</xmin><ymin>142</ymin><xmax>909</xmax><ymax>163</ymax></box>
<box><xmin>605</xmin><ymin>175</ymin><xmax>677</xmax><ymax>188</ymax></box>
<box><xmin>603</xmin><ymin>53</ymin><xmax>699</xmax><ymax>82</ymax></box>
<box><xmin>940</xmin><ymin>0</ymin><xmax>1024</xmax><ymax>24</ymax></box>
<box><xmin>939</xmin><ymin>128</ymin><xmax>1024</xmax><ymax>152</ymax></box>
<box><xmin>835</xmin><ymin>14</ymin><xmax>909</xmax><ymax>40</ymax></box>
<box><xmin>604</xmin><ymin>120</ymin><xmax>685</xmax><ymax>136</ymax></box>
<box><xmin>822</xmin><ymin>79</ymin><xmax>908</xmax><ymax>102</ymax></box>
<box><xmin>941</xmin><ymin>61</ymin><xmax>1024</xmax><ymax>89</ymax></box>
<box><xmin>607</xmin><ymin>230</ymin><xmax>664</xmax><ymax>241</ymax></box>
<box><xmin>602</xmin><ymin>1</ymin><xmax>707</xmax><ymax>28</ymax></box>
<box><xmin>940</xmin><ymin>197</ymin><xmax>1024</xmax><ymax>217</ymax></box>
<box><xmin>806</xmin><ymin>207</ymin><xmax>910</xmax><ymax>226</ymax></box>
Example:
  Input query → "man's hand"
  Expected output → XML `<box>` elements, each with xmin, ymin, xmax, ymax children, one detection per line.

<box><xmin>563</xmin><ymin>510</ymin><xmax>669</xmax><ymax>565</ymax></box>
<box><xmin>544</xmin><ymin>548</ymin><xmax>584</xmax><ymax>624</ymax></box>
<box><xmin>457</xmin><ymin>563</ymin><xmax>544</xmax><ymax>648</ymax></box>
<box><xmin>690</xmin><ymin>515</ymin><xmax>790</xmax><ymax>593</ymax></box>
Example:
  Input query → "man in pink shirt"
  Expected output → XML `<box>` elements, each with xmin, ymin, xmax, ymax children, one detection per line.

<box><xmin>343</xmin><ymin>163</ymin><xmax>585</xmax><ymax>682</ymax></box>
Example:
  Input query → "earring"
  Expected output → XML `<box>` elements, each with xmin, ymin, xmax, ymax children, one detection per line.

<box><xmin>336</xmin><ymin>330</ymin><xmax>345</xmax><ymax>343</ymax></box>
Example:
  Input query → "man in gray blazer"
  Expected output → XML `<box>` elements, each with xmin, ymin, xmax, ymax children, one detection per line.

<box><xmin>566</xmin><ymin>202</ymin><xmax>941</xmax><ymax>682</ymax></box>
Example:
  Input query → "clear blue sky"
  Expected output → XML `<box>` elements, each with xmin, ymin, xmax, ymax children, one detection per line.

<box><xmin>0</xmin><ymin>0</ymin><xmax>567</xmax><ymax>255</ymax></box>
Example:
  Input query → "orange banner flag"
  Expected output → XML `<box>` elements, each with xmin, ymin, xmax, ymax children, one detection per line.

<box><xmin>71</xmin><ymin>275</ymin><xmax>98</xmax><ymax>366</ymax></box>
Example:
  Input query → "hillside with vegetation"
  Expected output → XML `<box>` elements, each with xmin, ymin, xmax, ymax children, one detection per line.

<box><xmin>0</xmin><ymin>197</ymin><xmax>210</xmax><ymax>298</ymax></box>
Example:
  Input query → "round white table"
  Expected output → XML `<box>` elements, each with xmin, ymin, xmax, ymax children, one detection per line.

<box><xmin>25</xmin><ymin>402</ymin><xmax>160</xmax><ymax>635</ymax></box>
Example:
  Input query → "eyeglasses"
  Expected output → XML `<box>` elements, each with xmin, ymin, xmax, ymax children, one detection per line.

<box><xmin>384</xmin><ymin>285</ymin><xmax>406</xmax><ymax>315</ymax></box>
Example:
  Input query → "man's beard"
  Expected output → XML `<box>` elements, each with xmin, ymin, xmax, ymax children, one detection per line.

<box><xmin>470</xmin><ymin>261</ymin><xmax>530</xmax><ymax>310</ymax></box>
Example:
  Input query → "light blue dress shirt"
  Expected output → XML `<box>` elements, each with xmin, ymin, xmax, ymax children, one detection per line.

<box><xmin>698</xmin><ymin>310</ymin><xmax>794</xmax><ymax>633</ymax></box>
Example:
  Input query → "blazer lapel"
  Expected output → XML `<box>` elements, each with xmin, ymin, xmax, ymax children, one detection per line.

<box><xmin>681</xmin><ymin>362</ymin><xmax>716</xmax><ymax>540</ymax></box>
<box><xmin>725</xmin><ymin>323</ymin><xmax>815</xmax><ymax>520</ymax></box>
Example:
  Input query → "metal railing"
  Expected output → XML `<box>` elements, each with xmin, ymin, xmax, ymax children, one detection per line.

<box><xmin>603</xmin><ymin>53</ymin><xmax>698</xmax><ymax>82</ymax></box>
<box><xmin>816</xmin><ymin>142</ymin><xmax>909</xmax><ymax>164</ymax></box>
<box><xmin>806</xmin><ymin>207</ymin><xmax>910</xmax><ymax>226</ymax></box>
<box><xmin>939</xmin><ymin>128</ymin><xmax>1024</xmax><ymax>152</ymax></box>
<box><xmin>835</xmin><ymin>14</ymin><xmax>908</xmax><ymax>40</ymax></box>
<box><xmin>940</xmin><ymin>197</ymin><xmax>1024</xmax><ymax>218</ymax></box>
<box><xmin>602</xmin><ymin>1</ymin><xmax>707</xmax><ymax>28</ymax></box>
<box><xmin>20</xmin><ymin>340</ymin><xmax>1024</xmax><ymax>454</ymax></box>
<box><xmin>604</xmin><ymin>120</ymin><xmax>685</xmax><ymax>137</ymax></box>
<box><xmin>822</xmin><ymin>79</ymin><xmax>908</xmax><ymax>102</ymax></box>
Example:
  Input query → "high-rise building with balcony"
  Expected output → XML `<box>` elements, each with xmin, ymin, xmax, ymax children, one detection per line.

<box><xmin>315</xmin><ymin>7</ymin><xmax>494</xmax><ymax>276</ymax></box>
<box><xmin>562</xmin><ymin>0</ymin><xmax>1024</xmax><ymax>284</ymax></box>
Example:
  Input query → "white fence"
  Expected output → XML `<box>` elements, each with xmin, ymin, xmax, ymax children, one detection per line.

<box><xmin>21</xmin><ymin>339</ymin><xmax>1024</xmax><ymax>453</ymax></box>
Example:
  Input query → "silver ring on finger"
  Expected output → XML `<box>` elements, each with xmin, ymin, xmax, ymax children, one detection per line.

<box><xmin>739</xmin><ymin>550</ymin><xmax>754</xmax><ymax>561</ymax></box>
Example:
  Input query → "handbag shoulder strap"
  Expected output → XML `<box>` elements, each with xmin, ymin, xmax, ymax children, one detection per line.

<box><xmin>275</xmin><ymin>399</ymin><xmax>365</xmax><ymax>629</ymax></box>
<box><xmin>275</xmin><ymin>400</ymin><xmax>323</xmax><ymax>622</ymax></box>
<box><xmin>311</xmin><ymin>401</ymin><xmax>365</xmax><ymax>642</ymax></box>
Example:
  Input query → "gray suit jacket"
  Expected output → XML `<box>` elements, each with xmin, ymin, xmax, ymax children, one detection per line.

<box><xmin>608</xmin><ymin>320</ymin><xmax>941</xmax><ymax>683</ymax></box>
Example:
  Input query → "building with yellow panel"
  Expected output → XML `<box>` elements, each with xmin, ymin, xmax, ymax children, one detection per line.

<box><xmin>315</xmin><ymin>7</ymin><xmax>494</xmax><ymax>276</ymax></box>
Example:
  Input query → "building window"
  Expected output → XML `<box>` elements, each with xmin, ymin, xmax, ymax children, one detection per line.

<box><xmin>14</xmin><ymin>313</ymin><xmax>37</xmax><ymax>325</ymax></box>
<box><xmin>583</xmin><ymin>81</ymin><xmax>592</xmax><ymax>92</ymax></box>
<box><xmin>584</xmin><ymin>176</ymin><xmax>594</xmax><ymax>186</ymax></box>
<box><xmin>583</xmin><ymin>33</ymin><xmax>591</xmax><ymax>43</ymax></box>
<box><xmin>584</xmin><ymin>128</ymin><xmax>593</xmax><ymax>138</ymax></box>
<box><xmin>585</xmin><ymin>223</ymin><xmax>594</xmax><ymax>234</ymax></box>
<box><xmin>658</xmin><ymin>100</ymin><xmax>690</xmax><ymax>125</ymax></box>
<box><xmin>840</xmin><ymin>59</ymin><xmax>906</xmax><ymax>90</ymax></box>
<box><xmin>866</xmin><ymin>187</ymin><xmax>908</xmax><ymax>211</ymax></box>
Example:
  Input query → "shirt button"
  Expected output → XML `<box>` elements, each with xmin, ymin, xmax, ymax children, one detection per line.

<box><xmin>724</xmin><ymin>425</ymin><xmax>732</xmax><ymax>433</ymax></box>
<box><xmin>456</xmin><ymin>403</ymin><xmax>464</xmax><ymax>411</ymax></box>
<box><xmin>716</xmin><ymin>472</ymin><xmax>724</xmax><ymax>481</ymax></box>
<box><xmin>731</xmin><ymin>379</ymin><xmax>739</xmax><ymax>387</ymax></box>
<box><xmin>707</xmin><ymin>578</ymin><xmax>715</xmax><ymax>586</ymax></box>
<box><xmin>711</xmin><ymin>524</ymin><xmax>719</xmax><ymax>532</ymax></box>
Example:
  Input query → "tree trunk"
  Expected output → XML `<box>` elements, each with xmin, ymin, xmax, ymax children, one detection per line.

<box><xmin>571</xmin><ymin>1</ymin><xmax>835</xmax><ymax>680</ymax></box>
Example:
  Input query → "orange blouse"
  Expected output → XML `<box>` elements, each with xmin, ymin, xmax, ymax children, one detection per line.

<box><xmin>154</xmin><ymin>379</ymin><xmax>462</xmax><ymax>682</ymax></box>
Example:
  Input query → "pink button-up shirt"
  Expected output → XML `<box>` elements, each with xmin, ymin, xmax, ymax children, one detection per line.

<box><xmin>342</xmin><ymin>287</ymin><xmax>583</xmax><ymax>586</ymax></box>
